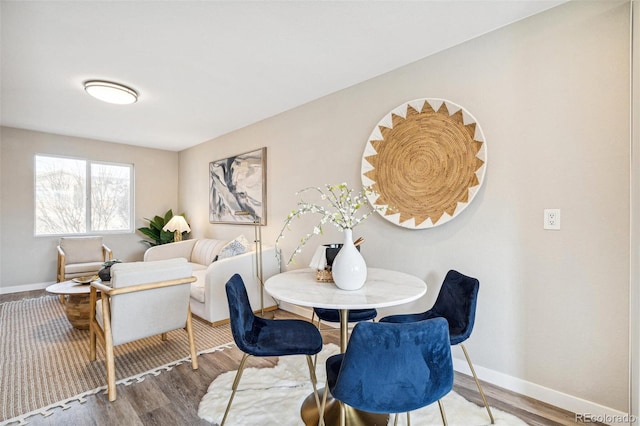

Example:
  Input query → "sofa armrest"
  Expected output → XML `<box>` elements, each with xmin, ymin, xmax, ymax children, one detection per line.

<box><xmin>198</xmin><ymin>246</ymin><xmax>280</xmax><ymax>323</ymax></box>
<box><xmin>143</xmin><ymin>239</ymin><xmax>198</xmax><ymax>262</ymax></box>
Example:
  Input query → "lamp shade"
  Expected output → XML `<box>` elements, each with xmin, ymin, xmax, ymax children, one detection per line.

<box><xmin>163</xmin><ymin>215</ymin><xmax>191</xmax><ymax>233</ymax></box>
<box><xmin>308</xmin><ymin>245</ymin><xmax>327</xmax><ymax>270</ymax></box>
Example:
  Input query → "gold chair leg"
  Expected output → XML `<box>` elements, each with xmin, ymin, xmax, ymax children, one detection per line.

<box><xmin>460</xmin><ymin>344</ymin><xmax>494</xmax><ymax>424</ymax></box>
<box><xmin>312</xmin><ymin>314</ymin><xmax>330</xmax><ymax>369</ymax></box>
<box><xmin>221</xmin><ymin>353</ymin><xmax>250</xmax><ymax>426</ymax></box>
<box><xmin>311</xmin><ymin>311</ymin><xmax>320</xmax><ymax>369</ymax></box>
<box><xmin>437</xmin><ymin>400</ymin><xmax>447</xmax><ymax>426</ymax></box>
<box><xmin>305</xmin><ymin>355</ymin><xmax>324</xmax><ymax>426</ymax></box>
<box><xmin>312</xmin><ymin>311</ymin><xmax>326</xmax><ymax>330</ymax></box>
<box><xmin>319</xmin><ymin>375</ymin><xmax>329</xmax><ymax>426</ymax></box>
<box><xmin>407</xmin><ymin>411</ymin><xmax>411</xmax><ymax>426</ymax></box>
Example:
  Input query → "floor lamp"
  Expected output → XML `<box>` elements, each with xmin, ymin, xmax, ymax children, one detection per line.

<box><xmin>234</xmin><ymin>211</ymin><xmax>270</xmax><ymax>318</ymax></box>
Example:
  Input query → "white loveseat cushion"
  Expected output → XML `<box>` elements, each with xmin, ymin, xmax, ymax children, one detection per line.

<box><xmin>189</xmin><ymin>263</ymin><xmax>208</xmax><ymax>303</ymax></box>
<box><xmin>191</xmin><ymin>239</ymin><xmax>227</xmax><ymax>265</ymax></box>
<box><xmin>188</xmin><ymin>240</ymin><xmax>227</xmax><ymax>304</ymax></box>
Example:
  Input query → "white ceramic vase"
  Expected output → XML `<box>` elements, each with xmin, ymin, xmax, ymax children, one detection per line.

<box><xmin>332</xmin><ymin>228</ymin><xmax>367</xmax><ymax>291</ymax></box>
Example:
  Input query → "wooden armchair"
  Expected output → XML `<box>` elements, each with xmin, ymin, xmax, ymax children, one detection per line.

<box><xmin>57</xmin><ymin>236</ymin><xmax>112</xmax><ymax>282</ymax></box>
<box><xmin>89</xmin><ymin>258</ymin><xmax>198</xmax><ymax>401</ymax></box>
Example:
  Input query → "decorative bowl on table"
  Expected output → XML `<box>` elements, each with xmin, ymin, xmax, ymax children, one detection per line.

<box><xmin>72</xmin><ymin>274</ymin><xmax>99</xmax><ymax>284</ymax></box>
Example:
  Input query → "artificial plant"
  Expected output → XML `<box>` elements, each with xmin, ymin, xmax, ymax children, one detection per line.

<box><xmin>137</xmin><ymin>209</ymin><xmax>189</xmax><ymax>247</ymax></box>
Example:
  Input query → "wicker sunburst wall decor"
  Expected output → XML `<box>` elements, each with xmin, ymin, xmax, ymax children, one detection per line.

<box><xmin>361</xmin><ymin>98</ymin><xmax>487</xmax><ymax>229</ymax></box>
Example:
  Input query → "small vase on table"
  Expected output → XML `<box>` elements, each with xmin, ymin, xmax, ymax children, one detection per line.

<box><xmin>331</xmin><ymin>228</ymin><xmax>367</xmax><ymax>290</ymax></box>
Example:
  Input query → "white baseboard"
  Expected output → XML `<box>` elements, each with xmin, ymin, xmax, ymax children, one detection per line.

<box><xmin>0</xmin><ymin>282</ymin><xmax>51</xmax><ymax>295</ymax></box>
<box><xmin>451</xmin><ymin>356</ymin><xmax>630</xmax><ymax>425</ymax></box>
<box><xmin>279</xmin><ymin>301</ymin><xmax>629</xmax><ymax>425</ymax></box>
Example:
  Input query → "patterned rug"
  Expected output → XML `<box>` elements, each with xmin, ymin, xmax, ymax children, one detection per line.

<box><xmin>0</xmin><ymin>296</ymin><xmax>234</xmax><ymax>425</ymax></box>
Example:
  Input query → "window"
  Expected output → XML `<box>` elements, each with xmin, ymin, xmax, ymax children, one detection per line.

<box><xmin>35</xmin><ymin>154</ymin><xmax>134</xmax><ymax>235</ymax></box>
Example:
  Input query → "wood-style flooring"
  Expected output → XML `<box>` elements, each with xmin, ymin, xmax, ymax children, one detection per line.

<box><xmin>1</xmin><ymin>290</ymin><xmax>603</xmax><ymax>426</ymax></box>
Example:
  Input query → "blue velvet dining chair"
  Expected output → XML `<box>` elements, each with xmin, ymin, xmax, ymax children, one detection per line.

<box><xmin>311</xmin><ymin>307</ymin><xmax>377</xmax><ymax>327</ymax></box>
<box><xmin>380</xmin><ymin>269</ymin><xmax>495</xmax><ymax>424</ymax></box>
<box><xmin>222</xmin><ymin>274</ymin><xmax>324</xmax><ymax>426</ymax></box>
<box><xmin>310</xmin><ymin>308</ymin><xmax>377</xmax><ymax>369</ymax></box>
<box><xmin>320</xmin><ymin>318</ymin><xmax>453</xmax><ymax>426</ymax></box>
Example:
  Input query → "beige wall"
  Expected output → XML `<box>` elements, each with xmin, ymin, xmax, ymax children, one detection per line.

<box><xmin>0</xmin><ymin>127</ymin><xmax>179</xmax><ymax>288</ymax></box>
<box><xmin>179</xmin><ymin>1</ymin><xmax>630</xmax><ymax>413</ymax></box>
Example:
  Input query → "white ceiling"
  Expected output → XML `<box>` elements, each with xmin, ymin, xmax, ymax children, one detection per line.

<box><xmin>1</xmin><ymin>1</ymin><xmax>565</xmax><ymax>152</ymax></box>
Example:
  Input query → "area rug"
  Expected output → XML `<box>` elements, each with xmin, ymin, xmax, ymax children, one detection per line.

<box><xmin>0</xmin><ymin>295</ymin><xmax>234</xmax><ymax>425</ymax></box>
<box><xmin>198</xmin><ymin>343</ymin><xmax>528</xmax><ymax>426</ymax></box>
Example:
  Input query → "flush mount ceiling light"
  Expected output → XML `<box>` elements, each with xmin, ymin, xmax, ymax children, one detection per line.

<box><xmin>84</xmin><ymin>80</ymin><xmax>138</xmax><ymax>105</ymax></box>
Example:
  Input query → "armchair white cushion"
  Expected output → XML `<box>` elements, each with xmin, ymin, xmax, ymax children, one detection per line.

<box><xmin>89</xmin><ymin>258</ymin><xmax>198</xmax><ymax>401</ymax></box>
<box><xmin>57</xmin><ymin>236</ymin><xmax>112</xmax><ymax>282</ymax></box>
<box><xmin>144</xmin><ymin>238</ymin><xmax>279</xmax><ymax>325</ymax></box>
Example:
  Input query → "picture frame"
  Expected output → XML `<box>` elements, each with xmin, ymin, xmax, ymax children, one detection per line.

<box><xmin>209</xmin><ymin>147</ymin><xmax>267</xmax><ymax>225</ymax></box>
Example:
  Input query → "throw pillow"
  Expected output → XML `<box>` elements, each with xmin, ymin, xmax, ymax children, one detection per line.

<box><xmin>218</xmin><ymin>235</ymin><xmax>251</xmax><ymax>260</ymax></box>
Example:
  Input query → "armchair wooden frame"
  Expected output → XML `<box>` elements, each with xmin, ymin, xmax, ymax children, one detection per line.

<box><xmin>89</xmin><ymin>276</ymin><xmax>198</xmax><ymax>401</ymax></box>
<box><xmin>57</xmin><ymin>243</ymin><xmax>113</xmax><ymax>283</ymax></box>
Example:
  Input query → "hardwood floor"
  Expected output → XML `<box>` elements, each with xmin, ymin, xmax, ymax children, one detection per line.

<box><xmin>1</xmin><ymin>290</ymin><xmax>602</xmax><ymax>426</ymax></box>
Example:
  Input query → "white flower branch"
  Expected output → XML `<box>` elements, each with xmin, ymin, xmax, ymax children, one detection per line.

<box><xmin>275</xmin><ymin>183</ymin><xmax>378</xmax><ymax>265</ymax></box>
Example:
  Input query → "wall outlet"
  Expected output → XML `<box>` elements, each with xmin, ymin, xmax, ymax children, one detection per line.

<box><xmin>544</xmin><ymin>209</ymin><xmax>561</xmax><ymax>230</ymax></box>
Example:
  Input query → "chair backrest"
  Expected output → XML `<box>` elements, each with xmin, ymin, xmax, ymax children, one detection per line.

<box><xmin>108</xmin><ymin>258</ymin><xmax>193</xmax><ymax>346</ymax></box>
<box><xmin>331</xmin><ymin>318</ymin><xmax>453</xmax><ymax>414</ymax></box>
<box><xmin>60</xmin><ymin>236</ymin><xmax>104</xmax><ymax>263</ymax></box>
<box><xmin>431</xmin><ymin>269</ymin><xmax>479</xmax><ymax>344</ymax></box>
<box><xmin>225</xmin><ymin>273</ymin><xmax>257</xmax><ymax>354</ymax></box>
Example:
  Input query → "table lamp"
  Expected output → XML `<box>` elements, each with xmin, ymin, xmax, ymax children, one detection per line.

<box><xmin>163</xmin><ymin>215</ymin><xmax>191</xmax><ymax>242</ymax></box>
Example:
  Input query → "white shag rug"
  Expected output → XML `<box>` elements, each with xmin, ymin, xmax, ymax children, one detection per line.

<box><xmin>198</xmin><ymin>344</ymin><xmax>528</xmax><ymax>426</ymax></box>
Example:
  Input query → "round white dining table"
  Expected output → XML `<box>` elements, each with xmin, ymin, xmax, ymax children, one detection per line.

<box><xmin>265</xmin><ymin>267</ymin><xmax>427</xmax><ymax>350</ymax></box>
<box><xmin>264</xmin><ymin>267</ymin><xmax>427</xmax><ymax>426</ymax></box>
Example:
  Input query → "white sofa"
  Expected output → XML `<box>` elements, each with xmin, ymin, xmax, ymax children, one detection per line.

<box><xmin>143</xmin><ymin>238</ymin><xmax>279</xmax><ymax>325</ymax></box>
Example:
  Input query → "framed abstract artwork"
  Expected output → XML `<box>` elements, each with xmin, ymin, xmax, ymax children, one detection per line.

<box><xmin>209</xmin><ymin>147</ymin><xmax>266</xmax><ymax>225</ymax></box>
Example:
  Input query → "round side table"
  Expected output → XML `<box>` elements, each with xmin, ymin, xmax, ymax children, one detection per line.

<box><xmin>46</xmin><ymin>280</ymin><xmax>98</xmax><ymax>329</ymax></box>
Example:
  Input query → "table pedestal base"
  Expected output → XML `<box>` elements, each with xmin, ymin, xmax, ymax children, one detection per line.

<box><xmin>301</xmin><ymin>388</ymin><xmax>389</xmax><ymax>426</ymax></box>
<box><xmin>64</xmin><ymin>294</ymin><xmax>91</xmax><ymax>329</ymax></box>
